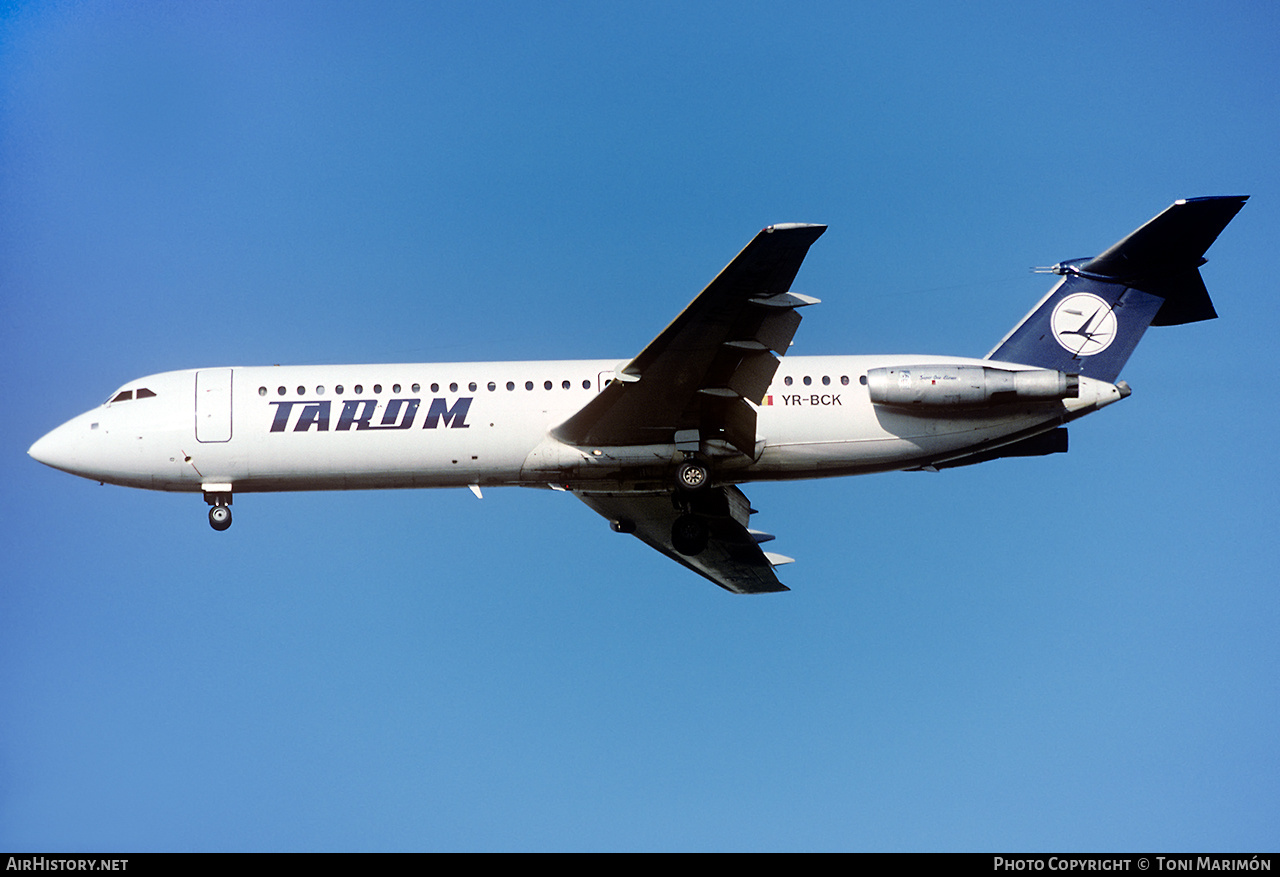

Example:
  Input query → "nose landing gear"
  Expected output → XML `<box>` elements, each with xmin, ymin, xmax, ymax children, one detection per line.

<box><xmin>208</xmin><ymin>504</ymin><xmax>232</xmax><ymax>531</ymax></box>
<box><xmin>203</xmin><ymin>484</ymin><xmax>234</xmax><ymax>531</ymax></box>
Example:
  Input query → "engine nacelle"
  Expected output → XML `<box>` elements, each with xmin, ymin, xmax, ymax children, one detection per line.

<box><xmin>865</xmin><ymin>365</ymin><xmax>1080</xmax><ymax>408</ymax></box>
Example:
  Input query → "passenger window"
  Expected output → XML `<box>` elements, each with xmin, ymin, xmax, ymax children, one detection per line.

<box><xmin>393</xmin><ymin>384</ymin><xmax>402</xmax><ymax>393</ymax></box>
<box><xmin>450</xmin><ymin>382</ymin><xmax>458</xmax><ymax>392</ymax></box>
<box><xmin>354</xmin><ymin>384</ymin><xmax>363</xmax><ymax>394</ymax></box>
<box><xmin>822</xmin><ymin>376</ymin><xmax>830</xmax><ymax>386</ymax></box>
<box><xmin>411</xmin><ymin>383</ymin><xmax>420</xmax><ymax>393</ymax></box>
<box><xmin>544</xmin><ymin>380</ymin><xmax>552</xmax><ymax>390</ymax></box>
<box><xmin>278</xmin><ymin>386</ymin><xmax>287</xmax><ymax>396</ymax></box>
<box><xmin>335</xmin><ymin>385</ymin><xmax>344</xmax><ymax>394</ymax></box>
<box><xmin>841</xmin><ymin>376</ymin><xmax>849</xmax><ymax>386</ymax></box>
<box><xmin>583</xmin><ymin>379</ymin><xmax>591</xmax><ymax>389</ymax></box>
<box><xmin>469</xmin><ymin>382</ymin><xmax>477</xmax><ymax>392</ymax></box>
<box><xmin>431</xmin><ymin>383</ymin><xmax>439</xmax><ymax>393</ymax></box>
<box><xmin>803</xmin><ymin>376</ymin><xmax>812</xmax><ymax>386</ymax></box>
<box><xmin>259</xmin><ymin>387</ymin><xmax>268</xmax><ymax>397</ymax></box>
<box><xmin>562</xmin><ymin>380</ymin><xmax>570</xmax><ymax>389</ymax></box>
<box><xmin>296</xmin><ymin>386</ymin><xmax>305</xmax><ymax>395</ymax></box>
<box><xmin>316</xmin><ymin>386</ymin><xmax>325</xmax><ymax>395</ymax></box>
<box><xmin>488</xmin><ymin>382</ymin><xmax>496</xmax><ymax>392</ymax></box>
<box><xmin>784</xmin><ymin>376</ymin><xmax>793</xmax><ymax>387</ymax></box>
<box><xmin>373</xmin><ymin>384</ymin><xmax>382</xmax><ymax>394</ymax></box>
<box><xmin>507</xmin><ymin>381</ymin><xmax>515</xmax><ymax>391</ymax></box>
<box><xmin>525</xmin><ymin>381</ymin><xmax>534</xmax><ymax>391</ymax></box>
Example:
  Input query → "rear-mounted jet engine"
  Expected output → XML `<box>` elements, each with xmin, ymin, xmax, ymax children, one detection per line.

<box><xmin>865</xmin><ymin>366</ymin><xmax>1080</xmax><ymax>408</ymax></box>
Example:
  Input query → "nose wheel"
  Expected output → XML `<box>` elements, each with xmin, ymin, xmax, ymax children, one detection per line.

<box><xmin>203</xmin><ymin>486</ymin><xmax>234</xmax><ymax>531</ymax></box>
<box><xmin>208</xmin><ymin>504</ymin><xmax>232</xmax><ymax>531</ymax></box>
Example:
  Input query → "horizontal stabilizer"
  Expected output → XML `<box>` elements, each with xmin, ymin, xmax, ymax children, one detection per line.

<box><xmin>1083</xmin><ymin>195</ymin><xmax>1247</xmax><ymax>325</ymax></box>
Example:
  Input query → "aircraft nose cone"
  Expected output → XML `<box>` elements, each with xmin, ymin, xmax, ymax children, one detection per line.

<box><xmin>29</xmin><ymin>421</ymin><xmax>81</xmax><ymax>473</ymax></box>
<box><xmin>29</xmin><ymin>429</ymin><xmax>55</xmax><ymax>464</ymax></box>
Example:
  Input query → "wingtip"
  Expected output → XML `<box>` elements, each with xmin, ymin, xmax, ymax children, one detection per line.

<box><xmin>764</xmin><ymin>222</ymin><xmax>828</xmax><ymax>233</ymax></box>
<box><xmin>1174</xmin><ymin>195</ymin><xmax>1250</xmax><ymax>206</ymax></box>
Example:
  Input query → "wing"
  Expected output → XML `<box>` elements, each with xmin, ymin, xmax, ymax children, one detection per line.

<box><xmin>553</xmin><ymin>223</ymin><xmax>827</xmax><ymax>457</ymax></box>
<box><xmin>576</xmin><ymin>485</ymin><xmax>793</xmax><ymax>594</ymax></box>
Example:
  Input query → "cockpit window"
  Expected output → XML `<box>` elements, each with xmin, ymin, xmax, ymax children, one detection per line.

<box><xmin>108</xmin><ymin>387</ymin><xmax>156</xmax><ymax>403</ymax></box>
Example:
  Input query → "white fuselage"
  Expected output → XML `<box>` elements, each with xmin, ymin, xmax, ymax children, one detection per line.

<box><xmin>29</xmin><ymin>354</ymin><xmax>1125</xmax><ymax>496</ymax></box>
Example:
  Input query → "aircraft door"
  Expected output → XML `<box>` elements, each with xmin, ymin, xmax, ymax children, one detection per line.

<box><xmin>195</xmin><ymin>369</ymin><xmax>233</xmax><ymax>442</ymax></box>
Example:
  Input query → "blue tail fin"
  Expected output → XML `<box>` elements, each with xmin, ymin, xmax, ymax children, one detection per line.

<box><xmin>986</xmin><ymin>196</ymin><xmax>1247</xmax><ymax>382</ymax></box>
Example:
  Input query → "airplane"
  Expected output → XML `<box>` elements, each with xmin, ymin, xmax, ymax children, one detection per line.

<box><xmin>28</xmin><ymin>196</ymin><xmax>1247</xmax><ymax>593</ymax></box>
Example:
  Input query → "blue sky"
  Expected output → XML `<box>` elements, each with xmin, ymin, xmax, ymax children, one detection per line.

<box><xmin>2</xmin><ymin>0</ymin><xmax>1277</xmax><ymax>852</ymax></box>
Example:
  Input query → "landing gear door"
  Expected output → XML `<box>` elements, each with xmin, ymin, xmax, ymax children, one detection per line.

<box><xmin>195</xmin><ymin>369</ymin><xmax>233</xmax><ymax>443</ymax></box>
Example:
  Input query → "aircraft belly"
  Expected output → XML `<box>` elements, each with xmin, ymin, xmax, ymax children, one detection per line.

<box><xmin>754</xmin><ymin>410</ymin><xmax>1063</xmax><ymax>476</ymax></box>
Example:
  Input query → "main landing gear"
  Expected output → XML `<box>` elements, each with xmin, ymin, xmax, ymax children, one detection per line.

<box><xmin>675</xmin><ymin>459</ymin><xmax>710</xmax><ymax>491</ymax></box>
<box><xmin>606</xmin><ymin>457</ymin><xmax>716</xmax><ymax>556</ymax></box>
<box><xmin>670</xmin><ymin>456</ymin><xmax>712</xmax><ymax>556</ymax></box>
<box><xmin>671</xmin><ymin>513</ymin><xmax>710</xmax><ymax>556</ymax></box>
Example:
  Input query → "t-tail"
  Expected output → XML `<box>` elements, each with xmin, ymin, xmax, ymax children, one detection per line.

<box><xmin>986</xmin><ymin>196</ymin><xmax>1248</xmax><ymax>382</ymax></box>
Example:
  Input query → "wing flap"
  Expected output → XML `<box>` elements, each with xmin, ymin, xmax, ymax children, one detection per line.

<box><xmin>699</xmin><ymin>395</ymin><xmax>758</xmax><ymax>458</ymax></box>
<box><xmin>714</xmin><ymin>348</ymin><xmax>781</xmax><ymax>402</ymax></box>
<box><xmin>749</xmin><ymin>307</ymin><xmax>804</xmax><ymax>354</ymax></box>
